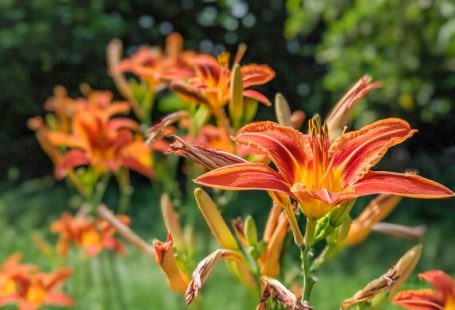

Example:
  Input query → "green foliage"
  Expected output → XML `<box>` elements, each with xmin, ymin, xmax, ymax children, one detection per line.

<box><xmin>286</xmin><ymin>0</ymin><xmax>455</xmax><ymax>125</ymax></box>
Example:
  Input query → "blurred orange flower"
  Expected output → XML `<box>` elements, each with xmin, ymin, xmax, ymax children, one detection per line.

<box><xmin>47</xmin><ymin>111</ymin><xmax>152</xmax><ymax>179</ymax></box>
<box><xmin>118</xmin><ymin>32</ymin><xmax>196</xmax><ymax>90</ymax></box>
<box><xmin>196</xmin><ymin>118</ymin><xmax>454</xmax><ymax>219</ymax></box>
<box><xmin>30</xmin><ymin>89</ymin><xmax>148</xmax><ymax>180</ymax></box>
<box><xmin>50</xmin><ymin>212</ymin><xmax>129</xmax><ymax>257</ymax></box>
<box><xmin>394</xmin><ymin>270</ymin><xmax>455</xmax><ymax>310</ymax></box>
<box><xmin>0</xmin><ymin>255</ymin><xmax>73</xmax><ymax>310</ymax></box>
<box><xmin>171</xmin><ymin>53</ymin><xmax>275</xmax><ymax>109</ymax></box>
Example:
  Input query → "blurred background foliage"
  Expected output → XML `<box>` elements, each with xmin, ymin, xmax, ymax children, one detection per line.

<box><xmin>1</xmin><ymin>0</ymin><xmax>455</xmax><ymax>178</ymax></box>
<box><xmin>0</xmin><ymin>0</ymin><xmax>454</xmax><ymax>307</ymax></box>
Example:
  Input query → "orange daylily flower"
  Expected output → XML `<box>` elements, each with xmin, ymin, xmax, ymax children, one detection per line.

<box><xmin>393</xmin><ymin>270</ymin><xmax>455</xmax><ymax>310</ymax></box>
<box><xmin>118</xmin><ymin>32</ymin><xmax>196</xmax><ymax>89</ymax></box>
<box><xmin>50</xmin><ymin>212</ymin><xmax>129</xmax><ymax>257</ymax></box>
<box><xmin>0</xmin><ymin>255</ymin><xmax>73</xmax><ymax>310</ymax></box>
<box><xmin>195</xmin><ymin>118</ymin><xmax>453</xmax><ymax>219</ymax></box>
<box><xmin>171</xmin><ymin>53</ymin><xmax>275</xmax><ymax>109</ymax></box>
<box><xmin>0</xmin><ymin>254</ymin><xmax>39</xmax><ymax>304</ymax></box>
<box><xmin>48</xmin><ymin>111</ymin><xmax>152</xmax><ymax>179</ymax></box>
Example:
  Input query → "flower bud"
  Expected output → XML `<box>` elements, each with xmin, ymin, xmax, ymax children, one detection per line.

<box><xmin>244</xmin><ymin>215</ymin><xmax>259</xmax><ymax>248</ymax></box>
<box><xmin>194</xmin><ymin>188</ymin><xmax>239</xmax><ymax>251</ymax></box>
<box><xmin>153</xmin><ymin>234</ymin><xmax>189</xmax><ymax>294</ymax></box>
<box><xmin>229</xmin><ymin>64</ymin><xmax>244</xmax><ymax>129</ymax></box>
<box><xmin>274</xmin><ymin>93</ymin><xmax>292</xmax><ymax>127</ymax></box>
<box><xmin>160</xmin><ymin>193</ymin><xmax>186</xmax><ymax>254</ymax></box>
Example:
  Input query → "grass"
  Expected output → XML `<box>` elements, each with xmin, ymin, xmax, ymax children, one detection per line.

<box><xmin>1</xmin><ymin>176</ymin><xmax>454</xmax><ymax>309</ymax></box>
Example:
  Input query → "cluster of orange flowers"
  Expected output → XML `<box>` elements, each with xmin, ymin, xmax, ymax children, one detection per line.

<box><xmin>0</xmin><ymin>254</ymin><xmax>72</xmax><ymax>310</ymax></box>
<box><xmin>29</xmin><ymin>88</ymin><xmax>153</xmax><ymax>183</ymax></box>
<box><xmin>50</xmin><ymin>212</ymin><xmax>129</xmax><ymax>258</ymax></box>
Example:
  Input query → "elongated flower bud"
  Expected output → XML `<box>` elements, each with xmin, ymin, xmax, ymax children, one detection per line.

<box><xmin>259</xmin><ymin>212</ymin><xmax>289</xmax><ymax>277</ymax></box>
<box><xmin>326</xmin><ymin>75</ymin><xmax>382</xmax><ymax>139</ymax></box>
<box><xmin>274</xmin><ymin>93</ymin><xmax>292</xmax><ymax>127</ymax></box>
<box><xmin>244</xmin><ymin>215</ymin><xmax>259</xmax><ymax>247</ymax></box>
<box><xmin>229</xmin><ymin>64</ymin><xmax>244</xmax><ymax>129</ymax></box>
<box><xmin>153</xmin><ymin>234</ymin><xmax>189</xmax><ymax>294</ymax></box>
<box><xmin>263</xmin><ymin>203</ymin><xmax>281</xmax><ymax>243</ymax></box>
<box><xmin>341</xmin><ymin>244</ymin><xmax>422</xmax><ymax>309</ymax></box>
<box><xmin>160</xmin><ymin>194</ymin><xmax>186</xmax><ymax>254</ymax></box>
<box><xmin>344</xmin><ymin>195</ymin><xmax>401</xmax><ymax>246</ymax></box>
<box><xmin>194</xmin><ymin>188</ymin><xmax>239</xmax><ymax>251</ymax></box>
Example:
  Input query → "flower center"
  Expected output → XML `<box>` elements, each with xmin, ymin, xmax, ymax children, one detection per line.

<box><xmin>298</xmin><ymin>116</ymin><xmax>343</xmax><ymax>192</ymax></box>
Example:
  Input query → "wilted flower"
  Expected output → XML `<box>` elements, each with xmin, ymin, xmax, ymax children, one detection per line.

<box><xmin>257</xmin><ymin>276</ymin><xmax>312</xmax><ymax>310</ymax></box>
<box><xmin>393</xmin><ymin>270</ymin><xmax>455</xmax><ymax>310</ymax></box>
<box><xmin>195</xmin><ymin>118</ymin><xmax>453</xmax><ymax>219</ymax></box>
<box><xmin>50</xmin><ymin>212</ymin><xmax>129</xmax><ymax>257</ymax></box>
<box><xmin>185</xmin><ymin>249</ymin><xmax>248</xmax><ymax>305</ymax></box>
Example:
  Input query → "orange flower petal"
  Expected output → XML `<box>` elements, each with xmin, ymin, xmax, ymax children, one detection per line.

<box><xmin>44</xmin><ymin>293</ymin><xmax>74</xmax><ymax>307</ymax></box>
<box><xmin>243</xmin><ymin>89</ymin><xmax>271</xmax><ymax>106</ymax></box>
<box><xmin>235</xmin><ymin>121</ymin><xmax>312</xmax><ymax>183</ymax></box>
<box><xmin>108</xmin><ymin>118</ymin><xmax>139</xmax><ymax>132</ymax></box>
<box><xmin>56</xmin><ymin>150</ymin><xmax>89</xmax><ymax>178</ymax></box>
<box><xmin>241</xmin><ymin>64</ymin><xmax>275</xmax><ymax>88</ymax></box>
<box><xmin>393</xmin><ymin>289</ymin><xmax>444</xmax><ymax>309</ymax></box>
<box><xmin>195</xmin><ymin>162</ymin><xmax>292</xmax><ymax>194</ymax></box>
<box><xmin>354</xmin><ymin>171</ymin><xmax>454</xmax><ymax>198</ymax></box>
<box><xmin>330</xmin><ymin>118</ymin><xmax>417</xmax><ymax>186</ymax></box>
<box><xmin>419</xmin><ymin>270</ymin><xmax>455</xmax><ymax>299</ymax></box>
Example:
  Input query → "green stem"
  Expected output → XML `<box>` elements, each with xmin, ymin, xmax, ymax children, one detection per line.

<box><xmin>106</xmin><ymin>253</ymin><xmax>127</xmax><ymax>309</ymax></box>
<box><xmin>301</xmin><ymin>217</ymin><xmax>317</xmax><ymax>303</ymax></box>
<box><xmin>116</xmin><ymin>169</ymin><xmax>132</xmax><ymax>214</ymax></box>
<box><xmin>90</xmin><ymin>173</ymin><xmax>111</xmax><ymax>212</ymax></box>
<box><xmin>282</xmin><ymin>202</ymin><xmax>304</xmax><ymax>246</ymax></box>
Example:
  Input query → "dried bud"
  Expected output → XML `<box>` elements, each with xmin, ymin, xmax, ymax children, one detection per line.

<box><xmin>372</xmin><ymin>223</ymin><xmax>426</xmax><ymax>241</ymax></box>
<box><xmin>146</xmin><ymin>111</ymin><xmax>190</xmax><ymax>144</ymax></box>
<box><xmin>256</xmin><ymin>276</ymin><xmax>312</xmax><ymax>310</ymax></box>
<box><xmin>153</xmin><ymin>234</ymin><xmax>189</xmax><ymax>294</ymax></box>
<box><xmin>326</xmin><ymin>75</ymin><xmax>382</xmax><ymax>139</ymax></box>
<box><xmin>167</xmin><ymin>136</ymin><xmax>247</xmax><ymax>170</ymax></box>
<box><xmin>160</xmin><ymin>194</ymin><xmax>186</xmax><ymax>253</ymax></box>
<box><xmin>274</xmin><ymin>93</ymin><xmax>292</xmax><ymax>127</ymax></box>
<box><xmin>341</xmin><ymin>245</ymin><xmax>422</xmax><ymax>309</ymax></box>
<box><xmin>185</xmin><ymin>249</ymin><xmax>244</xmax><ymax>304</ymax></box>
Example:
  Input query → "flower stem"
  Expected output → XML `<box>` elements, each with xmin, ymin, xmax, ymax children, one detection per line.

<box><xmin>90</xmin><ymin>173</ymin><xmax>111</xmax><ymax>213</ymax></box>
<box><xmin>301</xmin><ymin>217</ymin><xmax>317</xmax><ymax>303</ymax></box>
